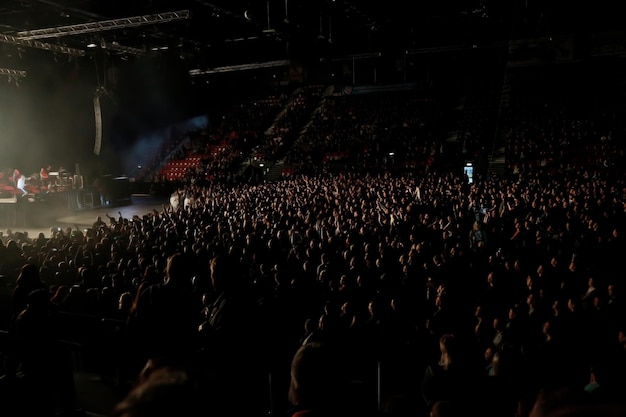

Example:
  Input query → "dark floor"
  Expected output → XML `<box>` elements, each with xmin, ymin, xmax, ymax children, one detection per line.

<box><xmin>0</xmin><ymin>368</ymin><xmax>129</xmax><ymax>417</ymax></box>
<box><xmin>74</xmin><ymin>371</ymin><xmax>127</xmax><ymax>416</ymax></box>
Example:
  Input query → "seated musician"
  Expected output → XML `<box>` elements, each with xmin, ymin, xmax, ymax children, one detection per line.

<box><xmin>40</xmin><ymin>165</ymin><xmax>51</xmax><ymax>190</ymax></box>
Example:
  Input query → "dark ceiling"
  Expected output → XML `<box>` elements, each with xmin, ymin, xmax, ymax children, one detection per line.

<box><xmin>0</xmin><ymin>1</ymin><xmax>580</xmax><ymax>68</ymax></box>
<box><xmin>0</xmin><ymin>1</ymin><xmax>621</xmax><ymax>109</ymax></box>
<box><xmin>0</xmin><ymin>0</ymin><xmax>623</xmax><ymax>77</ymax></box>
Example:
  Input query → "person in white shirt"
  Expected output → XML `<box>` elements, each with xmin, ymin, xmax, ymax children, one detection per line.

<box><xmin>16</xmin><ymin>174</ymin><xmax>28</xmax><ymax>196</ymax></box>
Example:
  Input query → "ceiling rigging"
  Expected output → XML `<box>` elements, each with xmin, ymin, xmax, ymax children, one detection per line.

<box><xmin>0</xmin><ymin>0</ymin><xmax>623</xmax><ymax>83</ymax></box>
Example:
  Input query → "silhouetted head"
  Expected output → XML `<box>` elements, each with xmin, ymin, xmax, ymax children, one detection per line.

<box><xmin>288</xmin><ymin>342</ymin><xmax>349</xmax><ymax>413</ymax></box>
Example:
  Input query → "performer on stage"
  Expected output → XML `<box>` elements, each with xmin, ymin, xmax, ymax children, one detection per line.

<box><xmin>16</xmin><ymin>174</ymin><xmax>28</xmax><ymax>196</ymax></box>
<box><xmin>12</xmin><ymin>168</ymin><xmax>21</xmax><ymax>187</ymax></box>
<box><xmin>40</xmin><ymin>165</ymin><xmax>51</xmax><ymax>190</ymax></box>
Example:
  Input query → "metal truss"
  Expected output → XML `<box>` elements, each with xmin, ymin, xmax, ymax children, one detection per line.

<box><xmin>189</xmin><ymin>59</ymin><xmax>289</xmax><ymax>75</ymax></box>
<box><xmin>405</xmin><ymin>41</ymin><xmax>507</xmax><ymax>55</ymax></box>
<box><xmin>100</xmin><ymin>40</ymin><xmax>148</xmax><ymax>56</ymax></box>
<box><xmin>0</xmin><ymin>33</ymin><xmax>85</xmax><ymax>56</ymax></box>
<box><xmin>16</xmin><ymin>10</ymin><xmax>191</xmax><ymax>40</ymax></box>
<box><xmin>331</xmin><ymin>52</ymin><xmax>382</xmax><ymax>61</ymax></box>
<box><xmin>0</xmin><ymin>67</ymin><xmax>27</xmax><ymax>78</ymax></box>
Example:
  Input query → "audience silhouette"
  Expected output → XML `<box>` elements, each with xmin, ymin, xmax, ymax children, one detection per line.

<box><xmin>1</xmin><ymin>62</ymin><xmax>626</xmax><ymax>417</ymax></box>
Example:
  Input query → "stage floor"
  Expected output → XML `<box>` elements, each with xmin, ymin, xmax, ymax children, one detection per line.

<box><xmin>0</xmin><ymin>193</ymin><xmax>168</xmax><ymax>241</ymax></box>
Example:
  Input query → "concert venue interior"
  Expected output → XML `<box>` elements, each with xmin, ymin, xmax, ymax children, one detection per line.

<box><xmin>1</xmin><ymin>1</ymin><xmax>626</xmax><ymax>417</ymax></box>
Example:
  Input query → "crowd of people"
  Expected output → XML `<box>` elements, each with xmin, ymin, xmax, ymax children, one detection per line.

<box><xmin>1</xmin><ymin>163</ymin><xmax>626</xmax><ymax>416</ymax></box>
<box><xmin>1</xmin><ymin>56</ymin><xmax>626</xmax><ymax>417</ymax></box>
